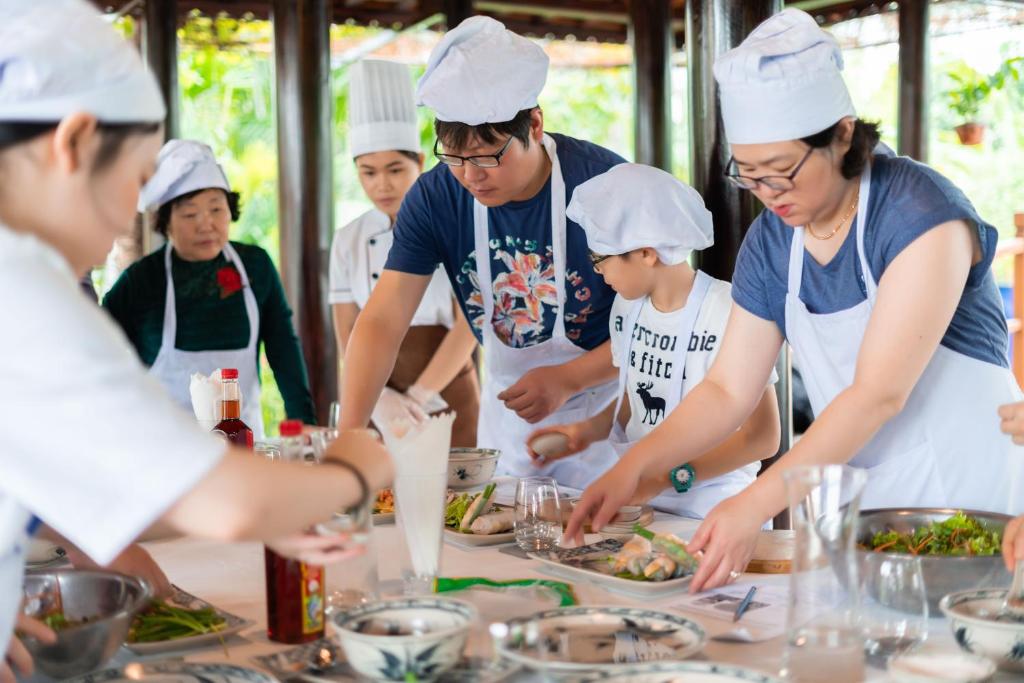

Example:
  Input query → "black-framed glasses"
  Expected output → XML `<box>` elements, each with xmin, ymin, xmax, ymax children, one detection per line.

<box><xmin>433</xmin><ymin>136</ymin><xmax>515</xmax><ymax>168</ymax></box>
<box><xmin>589</xmin><ymin>251</ymin><xmax>613</xmax><ymax>268</ymax></box>
<box><xmin>725</xmin><ymin>146</ymin><xmax>815</xmax><ymax>192</ymax></box>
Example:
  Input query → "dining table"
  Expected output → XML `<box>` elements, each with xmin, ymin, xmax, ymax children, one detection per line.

<box><xmin>28</xmin><ymin>513</ymin><xmax>1017</xmax><ymax>682</ymax></box>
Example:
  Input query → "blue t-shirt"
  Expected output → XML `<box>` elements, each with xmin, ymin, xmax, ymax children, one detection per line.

<box><xmin>385</xmin><ymin>133</ymin><xmax>625</xmax><ymax>349</ymax></box>
<box><xmin>732</xmin><ymin>155</ymin><xmax>1008</xmax><ymax>368</ymax></box>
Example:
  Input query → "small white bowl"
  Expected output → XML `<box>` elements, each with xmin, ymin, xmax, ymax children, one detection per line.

<box><xmin>330</xmin><ymin>598</ymin><xmax>476</xmax><ymax>682</ymax></box>
<box><xmin>447</xmin><ymin>448</ymin><xmax>501</xmax><ymax>489</ymax></box>
<box><xmin>940</xmin><ymin>588</ymin><xmax>1024</xmax><ymax>673</ymax></box>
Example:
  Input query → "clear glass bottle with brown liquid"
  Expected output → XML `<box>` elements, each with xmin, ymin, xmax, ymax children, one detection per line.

<box><xmin>212</xmin><ymin>368</ymin><xmax>253</xmax><ymax>449</ymax></box>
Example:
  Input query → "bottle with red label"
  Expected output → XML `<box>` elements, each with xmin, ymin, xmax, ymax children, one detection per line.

<box><xmin>264</xmin><ymin>419</ymin><xmax>325</xmax><ymax>643</ymax></box>
<box><xmin>213</xmin><ymin>368</ymin><xmax>253</xmax><ymax>449</ymax></box>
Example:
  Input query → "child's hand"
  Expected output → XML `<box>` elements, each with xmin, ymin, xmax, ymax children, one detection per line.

<box><xmin>526</xmin><ymin>423</ymin><xmax>592</xmax><ymax>464</ymax></box>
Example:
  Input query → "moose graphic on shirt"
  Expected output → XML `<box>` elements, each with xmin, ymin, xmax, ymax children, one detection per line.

<box><xmin>635</xmin><ymin>381</ymin><xmax>666</xmax><ymax>425</ymax></box>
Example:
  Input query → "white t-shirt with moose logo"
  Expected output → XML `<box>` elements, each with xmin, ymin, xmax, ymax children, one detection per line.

<box><xmin>609</xmin><ymin>277</ymin><xmax>776</xmax><ymax>446</ymax></box>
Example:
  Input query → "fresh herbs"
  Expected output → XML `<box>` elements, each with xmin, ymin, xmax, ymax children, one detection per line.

<box><xmin>445</xmin><ymin>493</ymin><xmax>473</xmax><ymax>530</ymax></box>
<box><xmin>127</xmin><ymin>601</ymin><xmax>227</xmax><ymax>643</ymax></box>
<box><xmin>862</xmin><ymin>511</ymin><xmax>1002</xmax><ymax>556</ymax></box>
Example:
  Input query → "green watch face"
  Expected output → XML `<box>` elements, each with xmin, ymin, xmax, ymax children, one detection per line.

<box><xmin>670</xmin><ymin>464</ymin><xmax>695</xmax><ymax>493</ymax></box>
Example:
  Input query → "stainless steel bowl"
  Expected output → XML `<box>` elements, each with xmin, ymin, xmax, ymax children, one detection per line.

<box><xmin>22</xmin><ymin>569</ymin><xmax>150</xmax><ymax>678</ymax></box>
<box><xmin>856</xmin><ymin>508</ymin><xmax>1011</xmax><ymax>612</ymax></box>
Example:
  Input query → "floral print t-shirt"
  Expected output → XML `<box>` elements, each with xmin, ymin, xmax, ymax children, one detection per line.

<box><xmin>385</xmin><ymin>133</ymin><xmax>624</xmax><ymax>350</ymax></box>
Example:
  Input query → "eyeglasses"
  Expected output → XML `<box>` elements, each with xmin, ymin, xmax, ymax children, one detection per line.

<box><xmin>725</xmin><ymin>146</ymin><xmax>815</xmax><ymax>192</ymax></box>
<box><xmin>589</xmin><ymin>251</ymin><xmax>613</xmax><ymax>268</ymax></box>
<box><xmin>434</xmin><ymin>136</ymin><xmax>515</xmax><ymax>168</ymax></box>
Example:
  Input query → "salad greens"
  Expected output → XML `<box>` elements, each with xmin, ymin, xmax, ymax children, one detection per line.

<box><xmin>127</xmin><ymin>601</ymin><xmax>227</xmax><ymax>643</ymax></box>
<box><xmin>863</xmin><ymin>511</ymin><xmax>1002</xmax><ymax>556</ymax></box>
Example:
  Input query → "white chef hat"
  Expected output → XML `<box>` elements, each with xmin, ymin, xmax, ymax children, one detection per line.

<box><xmin>0</xmin><ymin>0</ymin><xmax>164</xmax><ymax>124</ymax></box>
<box><xmin>138</xmin><ymin>140</ymin><xmax>230</xmax><ymax>213</ymax></box>
<box><xmin>713</xmin><ymin>8</ymin><xmax>856</xmax><ymax>145</ymax></box>
<box><xmin>348</xmin><ymin>59</ymin><xmax>420</xmax><ymax>158</ymax></box>
<box><xmin>416</xmin><ymin>16</ymin><xmax>549</xmax><ymax>126</ymax></box>
<box><xmin>567</xmin><ymin>164</ymin><xmax>714</xmax><ymax>266</ymax></box>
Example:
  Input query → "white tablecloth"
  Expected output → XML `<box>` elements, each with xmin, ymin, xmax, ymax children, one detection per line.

<box><xmin>58</xmin><ymin>515</ymin><xmax>1013</xmax><ymax>682</ymax></box>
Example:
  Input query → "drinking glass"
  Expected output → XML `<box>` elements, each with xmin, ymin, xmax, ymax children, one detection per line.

<box><xmin>253</xmin><ymin>441</ymin><xmax>281</xmax><ymax>461</ymax></box>
<box><xmin>395</xmin><ymin>472</ymin><xmax>447</xmax><ymax>595</ymax></box>
<box><xmin>781</xmin><ymin>465</ymin><xmax>868</xmax><ymax>683</ymax></box>
<box><xmin>315</xmin><ymin>487</ymin><xmax>376</xmax><ymax>612</ymax></box>
<box><xmin>514</xmin><ymin>477</ymin><xmax>562</xmax><ymax>552</ymax></box>
<box><xmin>860</xmin><ymin>553</ymin><xmax>929</xmax><ymax>668</ymax></box>
<box><xmin>310</xmin><ymin>428</ymin><xmax>339</xmax><ymax>463</ymax></box>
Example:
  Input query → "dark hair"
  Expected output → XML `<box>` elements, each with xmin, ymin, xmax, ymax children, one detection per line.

<box><xmin>154</xmin><ymin>188</ymin><xmax>242</xmax><ymax>236</ymax></box>
<box><xmin>0</xmin><ymin>121</ymin><xmax>160</xmax><ymax>172</ymax></box>
<box><xmin>800</xmin><ymin>119</ymin><xmax>881</xmax><ymax>179</ymax></box>
<box><xmin>434</xmin><ymin>107</ymin><xmax>536</xmax><ymax>152</ymax></box>
<box><xmin>353</xmin><ymin>149</ymin><xmax>421</xmax><ymax>164</ymax></box>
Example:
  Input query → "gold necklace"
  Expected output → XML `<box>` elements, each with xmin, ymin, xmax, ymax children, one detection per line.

<box><xmin>807</xmin><ymin>190</ymin><xmax>860</xmax><ymax>241</ymax></box>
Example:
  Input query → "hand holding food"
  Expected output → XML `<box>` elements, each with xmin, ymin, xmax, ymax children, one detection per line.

<box><xmin>564</xmin><ymin>462</ymin><xmax>640</xmax><ymax>545</ymax></box>
<box><xmin>527</xmin><ymin>424</ymin><xmax>592</xmax><ymax>464</ymax></box>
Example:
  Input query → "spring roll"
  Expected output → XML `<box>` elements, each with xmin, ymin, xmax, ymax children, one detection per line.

<box><xmin>459</xmin><ymin>483</ymin><xmax>496</xmax><ymax>531</ymax></box>
<box><xmin>469</xmin><ymin>509</ymin><xmax>515</xmax><ymax>535</ymax></box>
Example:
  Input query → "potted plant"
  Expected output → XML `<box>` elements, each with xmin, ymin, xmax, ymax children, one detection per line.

<box><xmin>945</xmin><ymin>57</ymin><xmax>1022</xmax><ymax>145</ymax></box>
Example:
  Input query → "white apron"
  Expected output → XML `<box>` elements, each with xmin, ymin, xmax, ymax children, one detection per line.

<box><xmin>0</xmin><ymin>503</ymin><xmax>31</xmax><ymax>652</ymax></box>
<box><xmin>474</xmin><ymin>134</ymin><xmax>618</xmax><ymax>490</ymax></box>
<box><xmin>149</xmin><ymin>243</ymin><xmax>265</xmax><ymax>439</ymax></box>
<box><xmin>785</xmin><ymin>164</ymin><xmax>1024</xmax><ymax>513</ymax></box>
<box><xmin>607</xmin><ymin>272</ymin><xmax>753</xmax><ymax>518</ymax></box>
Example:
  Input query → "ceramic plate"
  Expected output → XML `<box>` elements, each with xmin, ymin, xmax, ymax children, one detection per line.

<box><xmin>373</xmin><ymin>511</ymin><xmax>395</xmax><ymax>525</ymax></box>
<box><xmin>495</xmin><ymin>606</ymin><xmax>705</xmax><ymax>674</ymax></box>
<box><xmin>66</xmin><ymin>662</ymin><xmax>276</xmax><ymax>683</ymax></box>
<box><xmin>26</xmin><ymin>539</ymin><xmax>67</xmax><ymax>568</ymax></box>
<box><xmin>577</xmin><ymin>661</ymin><xmax>785</xmax><ymax>682</ymax></box>
<box><xmin>443</xmin><ymin>527</ymin><xmax>516</xmax><ymax>547</ymax></box>
<box><xmin>124</xmin><ymin>586</ymin><xmax>251</xmax><ymax>654</ymax></box>
<box><xmin>529</xmin><ymin>541</ymin><xmax>693</xmax><ymax>598</ymax></box>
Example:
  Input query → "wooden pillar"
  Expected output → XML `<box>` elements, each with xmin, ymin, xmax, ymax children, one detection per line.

<box><xmin>628</xmin><ymin>0</ymin><xmax>673</xmax><ymax>170</ymax></box>
<box><xmin>686</xmin><ymin>0</ymin><xmax>789</xmax><ymax>528</ymax></box>
<box><xmin>140</xmin><ymin>0</ymin><xmax>179</xmax><ymax>258</ymax></box>
<box><xmin>898</xmin><ymin>0</ymin><xmax>929</xmax><ymax>161</ymax></box>
<box><xmin>686</xmin><ymin>0</ymin><xmax>780</xmax><ymax>282</ymax></box>
<box><xmin>272</xmin><ymin>0</ymin><xmax>336</xmax><ymax>424</ymax></box>
<box><xmin>142</xmin><ymin>0</ymin><xmax>179</xmax><ymax>140</ymax></box>
<box><xmin>442</xmin><ymin>0</ymin><xmax>473</xmax><ymax>28</ymax></box>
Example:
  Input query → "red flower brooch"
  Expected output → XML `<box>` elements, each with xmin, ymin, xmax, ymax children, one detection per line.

<box><xmin>216</xmin><ymin>266</ymin><xmax>243</xmax><ymax>299</ymax></box>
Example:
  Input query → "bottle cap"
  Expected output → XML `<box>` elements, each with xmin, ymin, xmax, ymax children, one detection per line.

<box><xmin>279</xmin><ymin>419</ymin><xmax>304</xmax><ymax>437</ymax></box>
<box><xmin>220</xmin><ymin>368</ymin><xmax>239</xmax><ymax>380</ymax></box>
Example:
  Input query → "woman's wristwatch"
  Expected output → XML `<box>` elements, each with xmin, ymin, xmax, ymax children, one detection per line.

<box><xmin>669</xmin><ymin>463</ymin><xmax>696</xmax><ymax>494</ymax></box>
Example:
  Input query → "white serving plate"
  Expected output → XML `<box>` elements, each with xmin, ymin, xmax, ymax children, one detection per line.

<box><xmin>124</xmin><ymin>586</ymin><xmax>251</xmax><ymax>654</ymax></box>
<box><xmin>530</xmin><ymin>552</ymin><xmax>693</xmax><ymax>598</ymax></box>
<box><xmin>494</xmin><ymin>606</ymin><xmax>705</xmax><ymax>675</ymax></box>
<box><xmin>443</xmin><ymin>527</ymin><xmax>516</xmax><ymax>547</ymax></box>
<box><xmin>66</xmin><ymin>662</ymin><xmax>275</xmax><ymax>683</ymax></box>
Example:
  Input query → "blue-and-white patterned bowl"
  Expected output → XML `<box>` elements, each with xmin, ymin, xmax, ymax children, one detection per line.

<box><xmin>940</xmin><ymin>588</ymin><xmax>1024</xmax><ymax>672</ymax></box>
<box><xmin>330</xmin><ymin>597</ymin><xmax>477</xmax><ymax>682</ymax></box>
<box><xmin>492</xmin><ymin>605</ymin><xmax>706</xmax><ymax>676</ymax></box>
<box><xmin>447</xmin><ymin>448</ymin><xmax>501</xmax><ymax>489</ymax></box>
<box><xmin>577</xmin><ymin>661</ymin><xmax>783</xmax><ymax>682</ymax></box>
